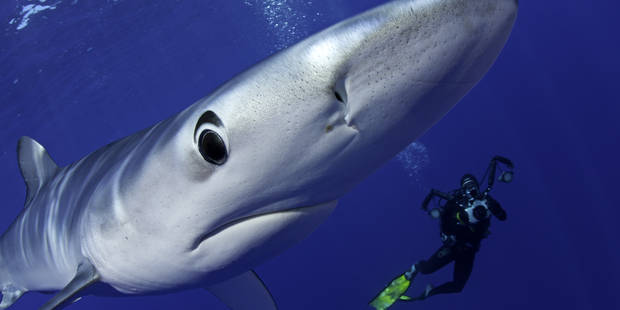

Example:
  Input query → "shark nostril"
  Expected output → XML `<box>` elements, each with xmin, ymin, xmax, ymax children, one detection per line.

<box><xmin>334</xmin><ymin>91</ymin><xmax>344</xmax><ymax>103</ymax></box>
<box><xmin>332</xmin><ymin>77</ymin><xmax>352</xmax><ymax>128</ymax></box>
<box><xmin>333</xmin><ymin>75</ymin><xmax>348</xmax><ymax>104</ymax></box>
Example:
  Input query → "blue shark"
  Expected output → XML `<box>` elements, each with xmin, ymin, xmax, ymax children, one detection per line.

<box><xmin>0</xmin><ymin>0</ymin><xmax>518</xmax><ymax>309</ymax></box>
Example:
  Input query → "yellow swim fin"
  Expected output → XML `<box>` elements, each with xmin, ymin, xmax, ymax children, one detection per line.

<box><xmin>369</xmin><ymin>274</ymin><xmax>411</xmax><ymax>310</ymax></box>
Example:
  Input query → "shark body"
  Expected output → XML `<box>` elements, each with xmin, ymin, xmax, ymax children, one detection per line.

<box><xmin>0</xmin><ymin>0</ymin><xmax>518</xmax><ymax>309</ymax></box>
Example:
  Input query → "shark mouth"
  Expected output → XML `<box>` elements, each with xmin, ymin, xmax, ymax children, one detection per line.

<box><xmin>190</xmin><ymin>201</ymin><xmax>338</xmax><ymax>251</ymax></box>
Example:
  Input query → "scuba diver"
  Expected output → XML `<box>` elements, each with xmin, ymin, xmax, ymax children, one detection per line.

<box><xmin>370</xmin><ymin>156</ymin><xmax>514</xmax><ymax>309</ymax></box>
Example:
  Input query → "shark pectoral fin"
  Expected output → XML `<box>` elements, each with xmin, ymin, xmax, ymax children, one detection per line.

<box><xmin>17</xmin><ymin>136</ymin><xmax>59</xmax><ymax>206</ymax></box>
<box><xmin>39</xmin><ymin>262</ymin><xmax>100</xmax><ymax>310</ymax></box>
<box><xmin>0</xmin><ymin>286</ymin><xmax>26</xmax><ymax>309</ymax></box>
<box><xmin>206</xmin><ymin>270</ymin><xmax>278</xmax><ymax>310</ymax></box>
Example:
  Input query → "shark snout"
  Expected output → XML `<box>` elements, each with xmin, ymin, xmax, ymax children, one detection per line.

<box><xmin>314</xmin><ymin>0</ymin><xmax>519</xmax><ymax>165</ymax></box>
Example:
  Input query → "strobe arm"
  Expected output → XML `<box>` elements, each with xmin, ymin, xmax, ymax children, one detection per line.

<box><xmin>421</xmin><ymin>189</ymin><xmax>452</xmax><ymax>212</ymax></box>
<box><xmin>493</xmin><ymin>155</ymin><xmax>514</xmax><ymax>169</ymax></box>
<box><xmin>485</xmin><ymin>155</ymin><xmax>514</xmax><ymax>194</ymax></box>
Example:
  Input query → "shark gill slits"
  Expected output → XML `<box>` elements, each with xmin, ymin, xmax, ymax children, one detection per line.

<box><xmin>198</xmin><ymin>130</ymin><xmax>227</xmax><ymax>165</ymax></box>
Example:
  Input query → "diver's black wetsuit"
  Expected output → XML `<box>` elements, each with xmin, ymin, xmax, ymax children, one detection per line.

<box><xmin>415</xmin><ymin>193</ymin><xmax>506</xmax><ymax>297</ymax></box>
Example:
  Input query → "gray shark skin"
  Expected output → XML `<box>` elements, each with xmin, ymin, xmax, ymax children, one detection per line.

<box><xmin>0</xmin><ymin>0</ymin><xmax>518</xmax><ymax>309</ymax></box>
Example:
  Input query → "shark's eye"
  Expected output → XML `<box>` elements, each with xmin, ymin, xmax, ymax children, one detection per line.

<box><xmin>194</xmin><ymin>110</ymin><xmax>228</xmax><ymax>165</ymax></box>
<box><xmin>198</xmin><ymin>130</ymin><xmax>227</xmax><ymax>165</ymax></box>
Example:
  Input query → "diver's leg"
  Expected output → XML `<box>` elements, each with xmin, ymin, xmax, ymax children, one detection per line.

<box><xmin>414</xmin><ymin>245</ymin><xmax>455</xmax><ymax>275</ymax></box>
<box><xmin>424</xmin><ymin>245</ymin><xmax>475</xmax><ymax>298</ymax></box>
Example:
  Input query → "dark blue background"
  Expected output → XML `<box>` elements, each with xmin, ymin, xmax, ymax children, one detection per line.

<box><xmin>1</xmin><ymin>0</ymin><xmax>618</xmax><ymax>309</ymax></box>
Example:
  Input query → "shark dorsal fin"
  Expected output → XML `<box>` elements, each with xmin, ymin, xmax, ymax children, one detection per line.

<box><xmin>17</xmin><ymin>136</ymin><xmax>59</xmax><ymax>206</ymax></box>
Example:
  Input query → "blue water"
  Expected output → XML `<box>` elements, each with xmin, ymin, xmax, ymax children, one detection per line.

<box><xmin>1</xmin><ymin>0</ymin><xmax>619</xmax><ymax>309</ymax></box>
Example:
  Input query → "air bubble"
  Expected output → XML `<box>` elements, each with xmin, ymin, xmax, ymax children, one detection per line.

<box><xmin>396</xmin><ymin>142</ymin><xmax>430</xmax><ymax>185</ymax></box>
<box><xmin>244</xmin><ymin>0</ymin><xmax>323</xmax><ymax>51</ymax></box>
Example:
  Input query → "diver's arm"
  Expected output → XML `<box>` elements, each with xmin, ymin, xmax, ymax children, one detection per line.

<box><xmin>487</xmin><ymin>195</ymin><xmax>507</xmax><ymax>221</ymax></box>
